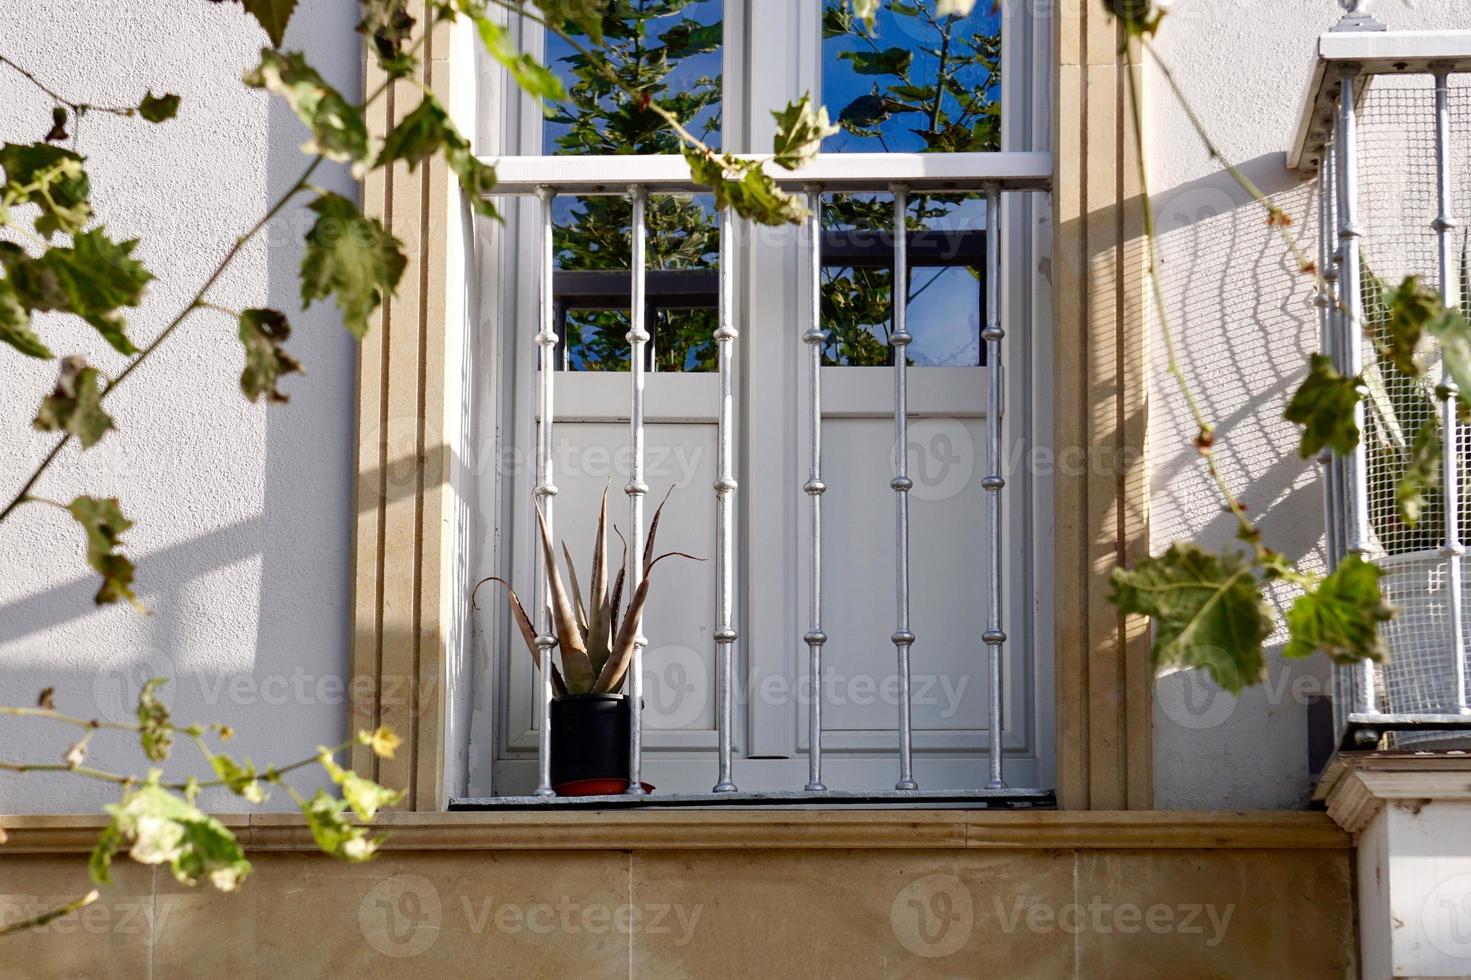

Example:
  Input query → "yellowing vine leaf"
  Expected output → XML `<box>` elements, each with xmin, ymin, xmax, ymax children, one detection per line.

<box><xmin>848</xmin><ymin>0</ymin><xmax>879</xmax><ymax>32</ymax></box>
<box><xmin>1109</xmin><ymin>543</ymin><xmax>1273</xmax><ymax>694</ymax></box>
<box><xmin>91</xmin><ymin>776</ymin><xmax>251</xmax><ymax>891</ymax></box>
<box><xmin>934</xmin><ymin>0</ymin><xmax>978</xmax><ymax>17</ymax></box>
<box><xmin>67</xmin><ymin>496</ymin><xmax>143</xmax><ymax>611</ymax></box>
<box><xmin>238</xmin><ymin>308</ymin><xmax>302</xmax><ymax>403</ymax></box>
<box><xmin>34</xmin><ymin>356</ymin><xmax>114</xmax><ymax>448</ymax></box>
<box><xmin>684</xmin><ymin>149</ymin><xmax>808</xmax><ymax>226</ymax></box>
<box><xmin>771</xmin><ymin>93</ymin><xmax>838</xmax><ymax>171</ymax></box>
<box><xmin>0</xmin><ymin>142</ymin><xmax>92</xmax><ymax>239</ymax></box>
<box><xmin>243</xmin><ymin>50</ymin><xmax>370</xmax><ymax>168</ymax></box>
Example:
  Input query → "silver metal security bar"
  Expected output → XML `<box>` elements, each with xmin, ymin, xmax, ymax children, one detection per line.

<box><xmin>1292</xmin><ymin>19</ymin><xmax>1471</xmax><ymax>750</ymax></box>
<box><xmin>457</xmin><ymin>152</ymin><xmax>1052</xmax><ymax>808</ymax></box>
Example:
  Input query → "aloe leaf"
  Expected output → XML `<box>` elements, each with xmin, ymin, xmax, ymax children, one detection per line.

<box><xmin>535</xmin><ymin>507</ymin><xmax>597</xmax><ymax>694</ymax></box>
<box><xmin>561</xmin><ymin>541</ymin><xmax>589</xmax><ymax>638</ymax></box>
<box><xmin>593</xmin><ymin>552</ymin><xmax>703</xmax><ymax>694</ymax></box>
<box><xmin>642</xmin><ymin>486</ymin><xmax>675</xmax><ymax>576</ymax></box>
<box><xmin>586</xmin><ymin>486</ymin><xmax>611</xmax><ymax>674</ymax></box>
<box><xmin>609</xmin><ymin>527</ymin><xmax>628</xmax><ymax>645</ymax></box>
<box><xmin>470</xmin><ymin>576</ymin><xmax>568</xmax><ymax>696</ymax></box>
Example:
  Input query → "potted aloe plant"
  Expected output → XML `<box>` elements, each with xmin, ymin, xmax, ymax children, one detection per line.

<box><xmin>474</xmin><ymin>488</ymin><xmax>695</xmax><ymax>795</ymax></box>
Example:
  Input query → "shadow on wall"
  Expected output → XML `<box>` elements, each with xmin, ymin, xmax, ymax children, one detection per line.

<box><xmin>1146</xmin><ymin>152</ymin><xmax>1333</xmax><ymax>810</ymax></box>
<box><xmin>1148</xmin><ymin>152</ymin><xmax>1324</xmax><ymax>569</ymax></box>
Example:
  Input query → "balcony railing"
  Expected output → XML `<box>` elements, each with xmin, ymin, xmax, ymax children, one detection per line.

<box><xmin>451</xmin><ymin>152</ymin><xmax>1054</xmax><ymax>809</ymax></box>
<box><xmin>1291</xmin><ymin>19</ymin><xmax>1471</xmax><ymax>749</ymax></box>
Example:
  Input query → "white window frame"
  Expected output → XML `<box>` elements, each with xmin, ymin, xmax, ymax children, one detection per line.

<box><xmin>463</xmin><ymin>0</ymin><xmax>1055</xmax><ymax>798</ymax></box>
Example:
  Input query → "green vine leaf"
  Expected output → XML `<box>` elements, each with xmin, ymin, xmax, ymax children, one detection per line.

<box><xmin>1284</xmin><ymin>555</ymin><xmax>1393</xmax><ymax>665</ymax></box>
<box><xmin>91</xmin><ymin>776</ymin><xmax>251</xmax><ymax>891</ymax></box>
<box><xmin>1424</xmin><ymin>289</ymin><xmax>1471</xmax><ymax>410</ymax></box>
<box><xmin>243</xmin><ymin>50</ymin><xmax>370</xmax><ymax>168</ymax></box>
<box><xmin>472</xmin><ymin>14</ymin><xmax>567</xmax><ymax>104</ymax></box>
<box><xmin>374</xmin><ymin>92</ymin><xmax>500</xmax><ymax>218</ymax></box>
<box><xmin>137</xmin><ymin>92</ymin><xmax>181</xmax><ymax>124</ymax></box>
<box><xmin>684</xmin><ymin>149</ymin><xmax>808</xmax><ymax>226</ymax></box>
<box><xmin>67</xmin><ymin>496</ymin><xmax>142</xmax><ymax>611</ymax></box>
<box><xmin>34</xmin><ymin>356</ymin><xmax>114</xmax><ymax>448</ymax></box>
<box><xmin>771</xmin><ymin>93</ymin><xmax>838</xmax><ymax>171</ymax></box>
<box><xmin>839</xmin><ymin>47</ymin><xmax>914</xmax><ymax>78</ymax></box>
<box><xmin>0</xmin><ymin>276</ymin><xmax>49</xmax><ymax>358</ymax></box>
<box><xmin>1109</xmin><ymin>542</ymin><xmax>1273</xmax><ymax>694</ymax></box>
<box><xmin>1285</xmin><ymin>353</ymin><xmax>1362</xmax><ymax>459</ymax></box>
<box><xmin>300</xmin><ymin>191</ymin><xmax>407</xmax><ymax>338</ymax></box>
<box><xmin>237</xmin><ymin>0</ymin><xmax>300</xmax><ymax>48</ymax></box>
<box><xmin>238</xmin><ymin>307</ymin><xmax>302</xmax><ymax>403</ymax></box>
<box><xmin>529</xmin><ymin>0</ymin><xmax>609</xmax><ymax>44</ymax></box>
<box><xmin>1378</xmin><ymin>276</ymin><xmax>1442</xmax><ymax>377</ymax></box>
<box><xmin>6</xmin><ymin>229</ymin><xmax>153</xmax><ymax>355</ymax></box>
<box><xmin>0</xmin><ymin>142</ymin><xmax>92</xmax><ymax>239</ymax></box>
<box><xmin>1398</xmin><ymin>416</ymin><xmax>1443</xmax><ymax>528</ymax></box>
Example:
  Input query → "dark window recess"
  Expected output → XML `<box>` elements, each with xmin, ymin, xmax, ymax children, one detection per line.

<box><xmin>549</xmin><ymin>228</ymin><xmax>988</xmax><ymax>371</ymax></box>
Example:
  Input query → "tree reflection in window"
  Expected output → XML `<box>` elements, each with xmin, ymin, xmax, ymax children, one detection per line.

<box><xmin>821</xmin><ymin>0</ymin><xmax>1001</xmax><ymax>367</ymax></box>
<box><xmin>544</xmin><ymin>0</ymin><xmax>723</xmax><ymax>373</ymax></box>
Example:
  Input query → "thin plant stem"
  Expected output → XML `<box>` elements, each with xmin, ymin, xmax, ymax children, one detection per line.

<box><xmin>0</xmin><ymin>26</ymin><xmax>432</xmax><ymax>526</ymax></box>
<box><xmin>0</xmin><ymin>54</ymin><xmax>138</xmax><ymax>117</ymax></box>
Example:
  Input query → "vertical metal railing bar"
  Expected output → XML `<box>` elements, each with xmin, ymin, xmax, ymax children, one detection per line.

<box><xmin>1432</xmin><ymin>70</ymin><xmax>1471</xmax><ymax>716</ymax></box>
<box><xmin>1326</xmin><ymin>138</ymin><xmax>1352</xmax><ymax>584</ymax></box>
<box><xmin>983</xmin><ymin>185</ymin><xmax>1007</xmax><ymax>790</ymax></box>
<box><xmin>712</xmin><ymin>205</ymin><xmax>740</xmax><ymax>793</ymax></box>
<box><xmin>533</xmin><ymin>186</ymin><xmax>559</xmax><ymax>797</ymax></box>
<box><xmin>1337</xmin><ymin>69</ymin><xmax>1378</xmax><ymax>716</ymax></box>
<box><xmin>626</xmin><ymin>184</ymin><xmax>650</xmax><ymax>795</ymax></box>
<box><xmin>803</xmin><ymin>185</ymin><xmax>829</xmax><ymax>793</ymax></box>
<box><xmin>1316</xmin><ymin>156</ymin><xmax>1342</xmax><ymax>571</ymax></box>
<box><xmin>890</xmin><ymin>185</ymin><xmax>919</xmax><ymax>792</ymax></box>
<box><xmin>1319</xmin><ymin>149</ymin><xmax>1350</xmax><ymax>738</ymax></box>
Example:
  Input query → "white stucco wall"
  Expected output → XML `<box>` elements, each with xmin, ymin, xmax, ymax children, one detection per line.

<box><xmin>0</xmin><ymin>0</ymin><xmax>361</xmax><ymax>811</ymax></box>
<box><xmin>1147</xmin><ymin>0</ymin><xmax>1471</xmax><ymax>809</ymax></box>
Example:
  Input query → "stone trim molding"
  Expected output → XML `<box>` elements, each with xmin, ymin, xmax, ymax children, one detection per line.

<box><xmin>0</xmin><ymin>810</ymin><xmax>1347</xmax><ymax>855</ymax></box>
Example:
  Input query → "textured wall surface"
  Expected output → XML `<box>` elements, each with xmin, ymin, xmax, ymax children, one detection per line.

<box><xmin>0</xmin><ymin>1</ymin><xmax>361</xmax><ymax>811</ymax></box>
<box><xmin>1147</xmin><ymin>0</ymin><xmax>1471</xmax><ymax>808</ymax></box>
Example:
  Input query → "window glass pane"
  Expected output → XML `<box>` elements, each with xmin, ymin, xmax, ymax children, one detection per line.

<box><xmin>820</xmin><ymin>2</ymin><xmax>999</xmax><ymax>367</ymax></box>
<box><xmin>821</xmin><ymin>0</ymin><xmax>1000</xmax><ymax>155</ymax></box>
<box><xmin>544</xmin><ymin>0</ymin><xmax>724</xmax><ymax>155</ymax></box>
<box><xmin>553</xmin><ymin>194</ymin><xmax>719</xmax><ymax>373</ymax></box>
<box><xmin>821</xmin><ymin>192</ymin><xmax>985</xmax><ymax>367</ymax></box>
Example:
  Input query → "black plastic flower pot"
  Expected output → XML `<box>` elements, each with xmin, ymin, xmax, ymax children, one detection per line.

<box><xmin>549</xmin><ymin>693</ymin><xmax>643</xmax><ymax>795</ymax></box>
